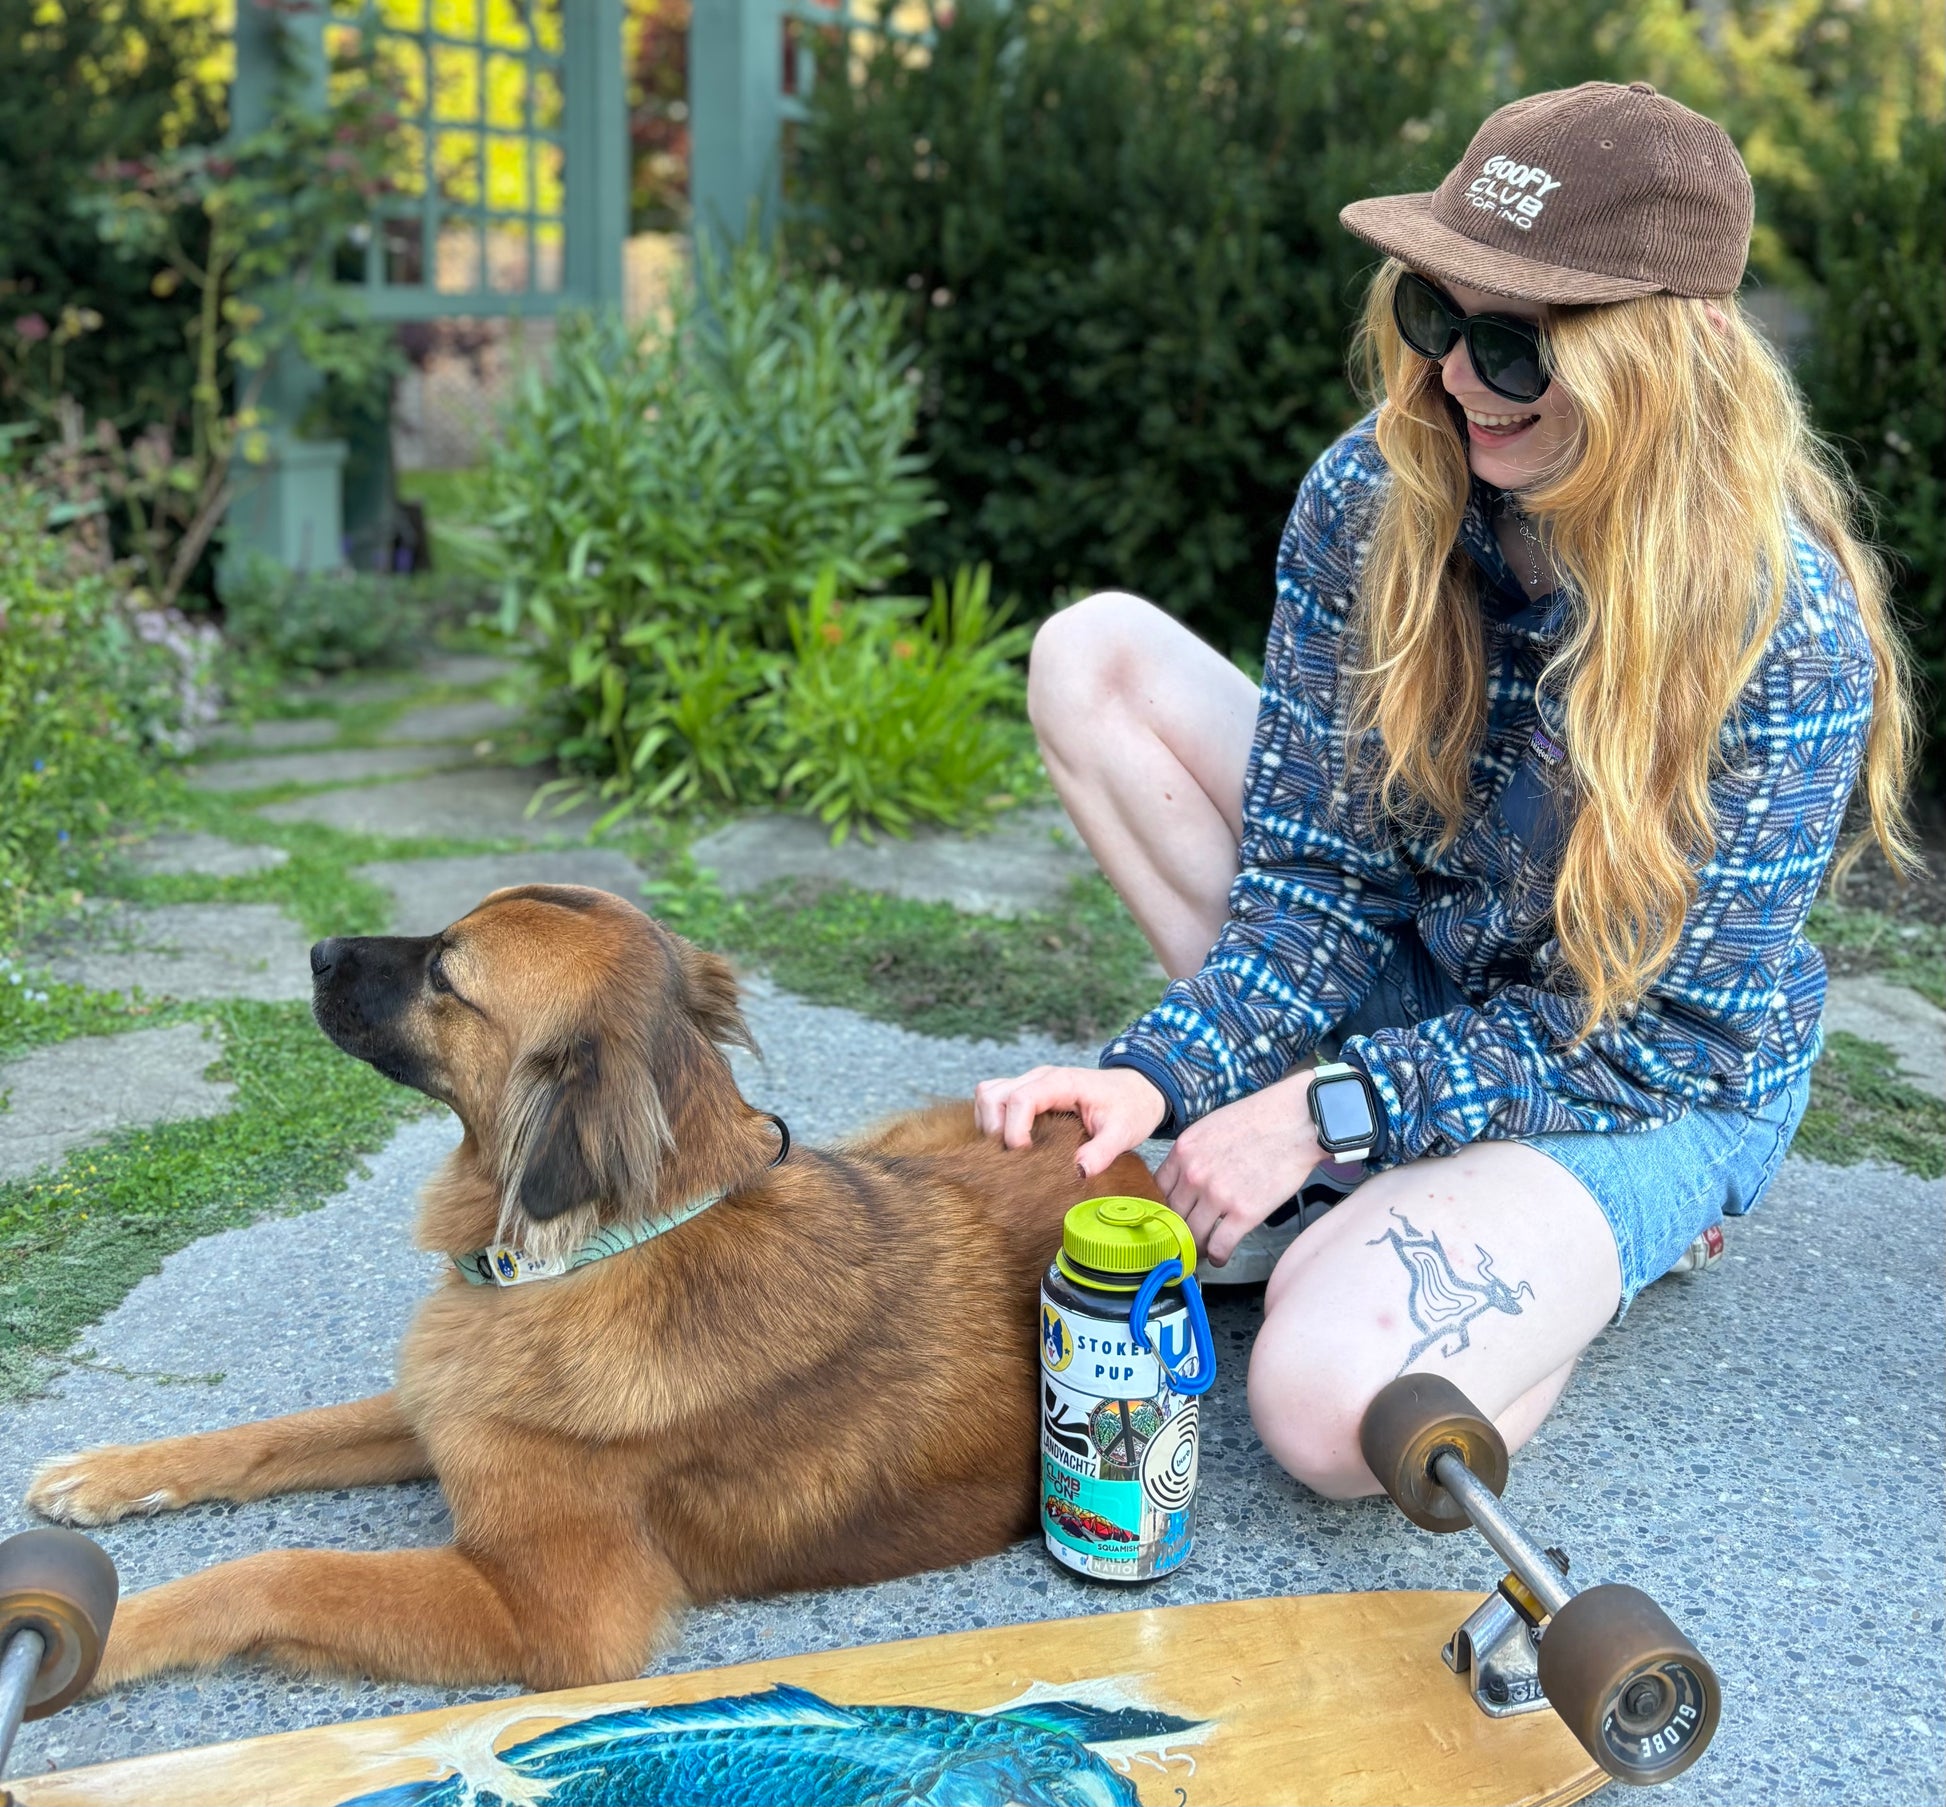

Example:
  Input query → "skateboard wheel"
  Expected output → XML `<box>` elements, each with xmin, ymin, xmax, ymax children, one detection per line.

<box><xmin>0</xmin><ymin>1528</ymin><xmax>119</xmax><ymax>1719</ymax></box>
<box><xmin>1537</xmin><ymin>1583</ymin><xmax>1720</xmax><ymax>1784</ymax></box>
<box><xmin>1359</xmin><ymin>1373</ymin><xmax>1508</xmax><ymax>1531</ymax></box>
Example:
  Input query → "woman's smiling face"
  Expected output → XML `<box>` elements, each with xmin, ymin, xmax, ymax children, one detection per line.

<box><xmin>1424</xmin><ymin>275</ymin><xmax>1580</xmax><ymax>494</ymax></box>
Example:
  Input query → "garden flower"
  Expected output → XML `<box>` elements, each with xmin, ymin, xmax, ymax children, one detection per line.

<box><xmin>13</xmin><ymin>313</ymin><xmax>49</xmax><ymax>342</ymax></box>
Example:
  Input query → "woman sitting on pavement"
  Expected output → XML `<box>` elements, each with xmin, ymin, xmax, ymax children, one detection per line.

<box><xmin>975</xmin><ymin>82</ymin><xmax>1915</xmax><ymax>1498</ymax></box>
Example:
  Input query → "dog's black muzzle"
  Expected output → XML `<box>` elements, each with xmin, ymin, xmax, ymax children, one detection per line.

<box><xmin>311</xmin><ymin>934</ymin><xmax>438</xmax><ymax>1093</ymax></box>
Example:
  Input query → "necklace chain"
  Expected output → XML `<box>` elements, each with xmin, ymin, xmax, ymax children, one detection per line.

<box><xmin>1503</xmin><ymin>498</ymin><xmax>1544</xmax><ymax>593</ymax></box>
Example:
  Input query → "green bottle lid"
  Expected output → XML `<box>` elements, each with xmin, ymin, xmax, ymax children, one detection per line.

<box><xmin>1057</xmin><ymin>1195</ymin><xmax>1197</xmax><ymax>1291</ymax></box>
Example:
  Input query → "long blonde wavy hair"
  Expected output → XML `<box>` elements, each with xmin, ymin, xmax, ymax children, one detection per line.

<box><xmin>1348</xmin><ymin>259</ymin><xmax>1916</xmax><ymax>1034</ymax></box>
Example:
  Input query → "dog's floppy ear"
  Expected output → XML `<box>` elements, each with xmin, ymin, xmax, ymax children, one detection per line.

<box><xmin>675</xmin><ymin>939</ymin><xmax>758</xmax><ymax>1056</ymax></box>
<box><xmin>500</xmin><ymin>1029</ymin><xmax>667</xmax><ymax>1223</ymax></box>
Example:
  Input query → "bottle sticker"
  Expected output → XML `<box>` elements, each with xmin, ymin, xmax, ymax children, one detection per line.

<box><xmin>1041</xmin><ymin>1290</ymin><xmax>1197</xmax><ymax>1580</ymax></box>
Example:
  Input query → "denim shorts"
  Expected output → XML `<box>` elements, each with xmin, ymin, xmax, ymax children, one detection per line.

<box><xmin>1321</xmin><ymin>931</ymin><xmax>1814</xmax><ymax>1310</ymax></box>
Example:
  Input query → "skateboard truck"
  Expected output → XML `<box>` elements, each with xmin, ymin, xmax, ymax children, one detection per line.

<box><xmin>1363</xmin><ymin>1374</ymin><xmax>1722</xmax><ymax>1786</ymax></box>
<box><xmin>0</xmin><ymin>1531</ymin><xmax>118</xmax><ymax>1806</ymax></box>
<box><xmin>1441</xmin><ymin>1548</ymin><xmax>1570</xmax><ymax>1717</ymax></box>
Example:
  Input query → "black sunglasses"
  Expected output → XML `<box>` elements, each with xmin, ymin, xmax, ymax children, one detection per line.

<box><xmin>1392</xmin><ymin>272</ymin><xmax>1551</xmax><ymax>406</ymax></box>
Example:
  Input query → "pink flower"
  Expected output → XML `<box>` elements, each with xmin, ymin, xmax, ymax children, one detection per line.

<box><xmin>13</xmin><ymin>314</ymin><xmax>49</xmax><ymax>343</ymax></box>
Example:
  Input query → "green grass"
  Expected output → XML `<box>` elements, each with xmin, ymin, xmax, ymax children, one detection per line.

<box><xmin>0</xmin><ymin>998</ymin><xmax>434</xmax><ymax>1398</ymax></box>
<box><xmin>1807</xmin><ymin>897</ymin><xmax>1946</xmax><ymax>1009</ymax></box>
<box><xmin>0</xmin><ymin>961</ymin><xmax>195</xmax><ymax>1062</ymax></box>
<box><xmin>645</xmin><ymin>856</ymin><xmax>1165</xmax><ymax>1045</ymax></box>
<box><xmin>1796</xmin><ymin>1030</ymin><xmax>1946</xmax><ymax>1180</ymax></box>
<box><xmin>92</xmin><ymin>789</ymin><xmax>584</xmax><ymax>941</ymax></box>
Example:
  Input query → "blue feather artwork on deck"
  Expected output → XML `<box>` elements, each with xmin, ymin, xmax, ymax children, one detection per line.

<box><xmin>337</xmin><ymin>1678</ymin><xmax>1212</xmax><ymax>1807</ymax></box>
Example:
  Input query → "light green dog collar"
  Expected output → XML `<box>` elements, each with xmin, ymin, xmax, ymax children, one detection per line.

<box><xmin>453</xmin><ymin>1190</ymin><xmax>723</xmax><ymax>1288</ymax></box>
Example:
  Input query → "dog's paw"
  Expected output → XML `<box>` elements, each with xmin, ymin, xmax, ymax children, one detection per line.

<box><xmin>26</xmin><ymin>1449</ymin><xmax>184</xmax><ymax>1526</ymax></box>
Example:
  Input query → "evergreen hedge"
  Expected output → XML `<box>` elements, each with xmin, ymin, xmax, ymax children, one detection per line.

<box><xmin>791</xmin><ymin>0</ymin><xmax>1943</xmax><ymax>791</ymax></box>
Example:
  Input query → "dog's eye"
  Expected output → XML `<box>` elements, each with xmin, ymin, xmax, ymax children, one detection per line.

<box><xmin>428</xmin><ymin>957</ymin><xmax>452</xmax><ymax>996</ymax></box>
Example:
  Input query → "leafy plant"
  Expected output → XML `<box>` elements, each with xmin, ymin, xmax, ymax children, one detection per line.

<box><xmin>19</xmin><ymin>10</ymin><xmax>403</xmax><ymax>607</ymax></box>
<box><xmin>490</xmin><ymin>235</ymin><xmax>959</xmax><ymax>833</ymax></box>
<box><xmin>791</xmin><ymin>0</ymin><xmax>1945</xmax><ymax>672</ymax></box>
<box><xmin>218</xmin><ymin>556</ymin><xmax>480</xmax><ymax>683</ymax></box>
<box><xmin>0</xmin><ymin>477</ymin><xmax>216</xmax><ymax>947</ymax></box>
<box><xmin>0</xmin><ymin>0</ymin><xmax>225</xmax><ymax>439</ymax></box>
<box><xmin>772</xmin><ymin>565</ymin><xmax>1030</xmax><ymax>841</ymax></box>
<box><xmin>790</xmin><ymin>0</ymin><xmax>1488</xmax><ymax>652</ymax></box>
<box><xmin>1795</xmin><ymin>109</ymin><xmax>1944</xmax><ymax>793</ymax></box>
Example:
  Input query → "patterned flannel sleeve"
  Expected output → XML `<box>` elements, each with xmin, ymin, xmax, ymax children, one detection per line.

<box><xmin>1343</xmin><ymin>640</ymin><xmax>1875</xmax><ymax>1166</ymax></box>
<box><xmin>1100</xmin><ymin>430</ymin><xmax>1420</xmax><ymax>1135</ymax></box>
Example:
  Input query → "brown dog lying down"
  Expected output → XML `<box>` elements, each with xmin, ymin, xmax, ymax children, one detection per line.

<box><xmin>26</xmin><ymin>884</ymin><xmax>1161</xmax><ymax>1691</ymax></box>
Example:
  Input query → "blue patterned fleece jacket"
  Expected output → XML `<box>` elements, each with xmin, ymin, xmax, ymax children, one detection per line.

<box><xmin>1100</xmin><ymin>415</ymin><xmax>1876</xmax><ymax>1165</ymax></box>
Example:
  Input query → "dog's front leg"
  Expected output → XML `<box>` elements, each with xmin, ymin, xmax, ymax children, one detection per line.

<box><xmin>27</xmin><ymin>1392</ymin><xmax>430</xmax><ymax>1526</ymax></box>
<box><xmin>96</xmin><ymin>1528</ymin><xmax>684</xmax><ymax>1692</ymax></box>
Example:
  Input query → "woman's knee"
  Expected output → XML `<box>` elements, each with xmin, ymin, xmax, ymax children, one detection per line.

<box><xmin>1026</xmin><ymin>591</ymin><xmax>1165</xmax><ymax>743</ymax></box>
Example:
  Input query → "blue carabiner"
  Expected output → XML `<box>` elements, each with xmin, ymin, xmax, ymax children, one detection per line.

<box><xmin>1127</xmin><ymin>1259</ymin><xmax>1216</xmax><ymax>1397</ymax></box>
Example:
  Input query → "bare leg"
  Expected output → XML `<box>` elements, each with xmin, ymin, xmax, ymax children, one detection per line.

<box><xmin>1250</xmin><ymin>1143</ymin><xmax>1622</xmax><ymax>1497</ymax></box>
<box><xmin>26</xmin><ymin>1393</ymin><xmax>429</xmax><ymax>1525</ymax></box>
<box><xmin>1029</xmin><ymin>592</ymin><xmax>1259</xmax><ymax>979</ymax></box>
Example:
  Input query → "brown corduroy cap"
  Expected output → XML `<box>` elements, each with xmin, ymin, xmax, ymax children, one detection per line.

<box><xmin>1340</xmin><ymin>82</ymin><xmax>1753</xmax><ymax>304</ymax></box>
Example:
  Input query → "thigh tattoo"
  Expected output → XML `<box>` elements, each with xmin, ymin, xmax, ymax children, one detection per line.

<box><xmin>1369</xmin><ymin>1208</ymin><xmax>1536</xmax><ymax>1375</ymax></box>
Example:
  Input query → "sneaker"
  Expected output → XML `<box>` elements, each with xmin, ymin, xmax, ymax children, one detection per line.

<box><xmin>1200</xmin><ymin>1162</ymin><xmax>1366</xmax><ymax>1286</ymax></box>
<box><xmin>1662</xmin><ymin>1222</ymin><xmax>1726</xmax><ymax>1279</ymax></box>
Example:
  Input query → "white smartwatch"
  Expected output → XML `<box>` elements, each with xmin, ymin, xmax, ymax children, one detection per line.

<box><xmin>1307</xmin><ymin>1061</ymin><xmax>1379</xmax><ymax>1163</ymax></box>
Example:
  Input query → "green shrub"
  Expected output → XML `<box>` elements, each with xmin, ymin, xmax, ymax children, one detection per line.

<box><xmin>790</xmin><ymin>0</ymin><xmax>1487</xmax><ymax>653</ymax></box>
<box><xmin>492</xmin><ymin>239</ymin><xmax>1031</xmax><ymax>837</ymax></box>
<box><xmin>0</xmin><ymin>0</ymin><xmax>222</xmax><ymax>437</ymax></box>
<box><xmin>772</xmin><ymin>565</ymin><xmax>1031</xmax><ymax>841</ymax></box>
<box><xmin>1796</xmin><ymin>110</ymin><xmax>1945</xmax><ymax>794</ymax></box>
<box><xmin>219</xmin><ymin>558</ymin><xmax>484</xmax><ymax>684</ymax></box>
<box><xmin>792</xmin><ymin>0</ymin><xmax>1944</xmax><ymax>686</ymax></box>
<box><xmin>0</xmin><ymin>479</ymin><xmax>212</xmax><ymax>943</ymax></box>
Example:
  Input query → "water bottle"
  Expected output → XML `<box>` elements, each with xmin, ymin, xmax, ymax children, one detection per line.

<box><xmin>1039</xmin><ymin>1195</ymin><xmax>1216</xmax><ymax>1582</ymax></box>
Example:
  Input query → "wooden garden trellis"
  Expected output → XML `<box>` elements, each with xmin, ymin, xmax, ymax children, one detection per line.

<box><xmin>227</xmin><ymin>0</ymin><xmax>626</xmax><ymax>573</ymax></box>
<box><xmin>228</xmin><ymin>0</ymin><xmax>927</xmax><ymax>572</ymax></box>
<box><xmin>689</xmin><ymin>0</ymin><xmax>933</xmax><ymax>250</ymax></box>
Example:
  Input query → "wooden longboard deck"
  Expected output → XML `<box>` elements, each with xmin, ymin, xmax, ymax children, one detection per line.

<box><xmin>12</xmin><ymin>1591</ymin><xmax>1607</xmax><ymax>1807</ymax></box>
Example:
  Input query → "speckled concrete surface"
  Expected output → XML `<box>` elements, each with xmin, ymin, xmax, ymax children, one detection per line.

<box><xmin>3</xmin><ymin>984</ymin><xmax>1939</xmax><ymax>1804</ymax></box>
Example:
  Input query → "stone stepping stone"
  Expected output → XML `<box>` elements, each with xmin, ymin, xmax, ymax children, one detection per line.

<box><xmin>121</xmin><ymin>833</ymin><xmax>289</xmax><ymax>879</ymax></box>
<box><xmin>420</xmin><ymin>650</ymin><xmax>518</xmax><ymax>688</ymax></box>
<box><xmin>691</xmin><ymin>805</ymin><xmax>1099</xmax><ymax>918</ymax></box>
<box><xmin>186</xmin><ymin>744</ymin><xmax>467</xmax><ymax>794</ymax></box>
<box><xmin>291</xmin><ymin>672</ymin><xmax>421</xmax><ymax>706</ymax></box>
<box><xmin>205</xmin><ymin>717</ymin><xmax>339</xmax><ymax>753</ymax></box>
<box><xmin>1823</xmin><ymin>972</ymin><xmax>1946</xmax><ymax>1100</ymax></box>
<box><xmin>0</xmin><ymin>1022</ymin><xmax>232</xmax><ymax>1182</ymax></box>
<box><xmin>354</xmin><ymin>850</ymin><xmax>651</xmax><ymax>935</ymax></box>
<box><xmin>33</xmin><ymin>902</ymin><xmax>313</xmax><ymax>1002</ymax></box>
<box><xmin>258</xmin><ymin>766</ymin><xmax>604</xmax><ymax>843</ymax></box>
<box><xmin>379</xmin><ymin>697</ymin><xmax>522</xmax><ymax>745</ymax></box>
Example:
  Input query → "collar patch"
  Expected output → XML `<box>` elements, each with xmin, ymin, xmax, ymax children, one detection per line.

<box><xmin>454</xmin><ymin>1189</ymin><xmax>723</xmax><ymax>1288</ymax></box>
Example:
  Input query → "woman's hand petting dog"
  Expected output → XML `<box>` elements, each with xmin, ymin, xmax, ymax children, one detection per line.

<box><xmin>27</xmin><ymin>884</ymin><xmax>1162</xmax><ymax>1692</ymax></box>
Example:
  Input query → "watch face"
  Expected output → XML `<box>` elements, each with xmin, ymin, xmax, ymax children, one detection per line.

<box><xmin>1315</xmin><ymin>1076</ymin><xmax>1376</xmax><ymax>1147</ymax></box>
